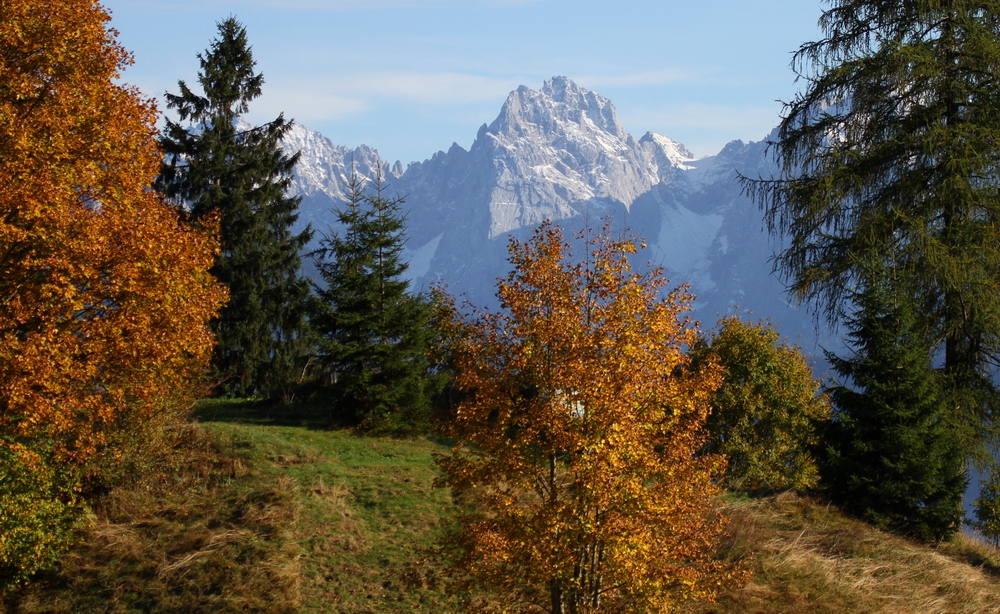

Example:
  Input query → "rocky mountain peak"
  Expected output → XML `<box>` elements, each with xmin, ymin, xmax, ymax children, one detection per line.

<box><xmin>639</xmin><ymin>132</ymin><xmax>695</xmax><ymax>167</ymax></box>
<box><xmin>488</xmin><ymin>76</ymin><xmax>627</xmax><ymax>143</ymax></box>
<box><xmin>464</xmin><ymin>78</ymin><xmax>662</xmax><ymax>238</ymax></box>
<box><xmin>281</xmin><ymin>78</ymin><xmax>825</xmax><ymax>362</ymax></box>
<box><xmin>541</xmin><ymin>76</ymin><xmax>625</xmax><ymax>138</ymax></box>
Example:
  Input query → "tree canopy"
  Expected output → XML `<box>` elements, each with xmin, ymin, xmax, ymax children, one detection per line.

<box><xmin>692</xmin><ymin>316</ymin><xmax>829</xmax><ymax>493</ymax></box>
<box><xmin>158</xmin><ymin>17</ymin><xmax>313</xmax><ymax>399</ymax></box>
<box><xmin>0</xmin><ymin>0</ymin><xmax>225</xmax><ymax>587</ymax></box>
<box><xmin>435</xmin><ymin>222</ymin><xmax>732</xmax><ymax>613</ymax></box>
<box><xmin>0</xmin><ymin>0</ymin><xmax>224</xmax><ymax>470</ymax></box>
<box><xmin>745</xmin><ymin>0</ymin><xmax>1000</xmax><ymax>469</ymax></box>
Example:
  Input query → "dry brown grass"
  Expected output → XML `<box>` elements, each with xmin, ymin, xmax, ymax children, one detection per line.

<box><xmin>688</xmin><ymin>492</ymin><xmax>1000</xmax><ymax>614</ymax></box>
<box><xmin>9</xmin><ymin>413</ymin><xmax>1000</xmax><ymax>614</ymax></box>
<box><xmin>3</xmin><ymin>423</ymin><xmax>301</xmax><ymax>614</ymax></box>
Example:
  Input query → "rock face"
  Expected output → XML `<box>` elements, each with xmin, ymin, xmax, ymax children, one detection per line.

<box><xmin>476</xmin><ymin>78</ymin><xmax>659</xmax><ymax>239</ymax></box>
<box><xmin>280</xmin><ymin>124</ymin><xmax>400</xmax><ymax>235</ymax></box>
<box><xmin>285</xmin><ymin>77</ymin><xmax>835</xmax><ymax>362</ymax></box>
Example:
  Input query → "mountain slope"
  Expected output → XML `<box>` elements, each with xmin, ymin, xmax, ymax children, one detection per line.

<box><xmin>285</xmin><ymin>77</ymin><xmax>834</xmax><ymax>358</ymax></box>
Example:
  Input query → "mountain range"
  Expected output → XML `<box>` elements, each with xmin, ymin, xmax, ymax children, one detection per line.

<box><xmin>281</xmin><ymin>76</ymin><xmax>837</xmax><ymax>367</ymax></box>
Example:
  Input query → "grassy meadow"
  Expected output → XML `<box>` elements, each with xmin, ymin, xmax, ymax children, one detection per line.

<box><xmin>5</xmin><ymin>400</ymin><xmax>1000</xmax><ymax>614</ymax></box>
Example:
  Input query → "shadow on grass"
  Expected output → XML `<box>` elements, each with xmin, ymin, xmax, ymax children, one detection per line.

<box><xmin>7</xmin><ymin>423</ymin><xmax>301</xmax><ymax>614</ymax></box>
<box><xmin>191</xmin><ymin>398</ymin><xmax>458</xmax><ymax>448</ymax></box>
<box><xmin>192</xmin><ymin>397</ymin><xmax>342</xmax><ymax>429</ymax></box>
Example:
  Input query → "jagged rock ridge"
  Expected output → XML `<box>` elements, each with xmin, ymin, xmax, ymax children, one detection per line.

<box><xmin>284</xmin><ymin>77</ymin><xmax>835</xmax><ymax>359</ymax></box>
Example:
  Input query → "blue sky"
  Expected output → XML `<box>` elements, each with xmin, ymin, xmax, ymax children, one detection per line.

<box><xmin>103</xmin><ymin>0</ymin><xmax>825</xmax><ymax>166</ymax></box>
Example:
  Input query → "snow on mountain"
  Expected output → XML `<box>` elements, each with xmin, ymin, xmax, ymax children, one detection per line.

<box><xmin>281</xmin><ymin>122</ymin><xmax>401</xmax><ymax>234</ymax></box>
<box><xmin>475</xmin><ymin>78</ymin><xmax>660</xmax><ymax>238</ymax></box>
<box><xmin>283</xmin><ymin>77</ymin><xmax>834</xmax><ymax>362</ymax></box>
<box><xmin>639</xmin><ymin>131</ymin><xmax>696</xmax><ymax>180</ymax></box>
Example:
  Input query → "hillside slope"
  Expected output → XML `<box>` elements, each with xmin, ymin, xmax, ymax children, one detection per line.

<box><xmin>7</xmin><ymin>413</ymin><xmax>1000</xmax><ymax>614</ymax></box>
<box><xmin>705</xmin><ymin>493</ymin><xmax>1000</xmax><ymax>614</ymax></box>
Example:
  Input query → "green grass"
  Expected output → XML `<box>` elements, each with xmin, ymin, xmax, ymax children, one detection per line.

<box><xmin>8</xmin><ymin>400</ymin><xmax>1000</xmax><ymax>614</ymax></box>
<box><xmin>4</xmin><ymin>399</ymin><xmax>463</xmax><ymax>614</ymax></box>
<box><xmin>203</xmin><ymin>419</ymin><xmax>462</xmax><ymax>613</ymax></box>
<box><xmin>188</xmin><ymin>397</ymin><xmax>463</xmax><ymax>610</ymax></box>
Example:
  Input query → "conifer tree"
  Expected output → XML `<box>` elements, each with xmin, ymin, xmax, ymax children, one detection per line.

<box><xmin>157</xmin><ymin>17</ymin><xmax>313</xmax><ymax>398</ymax></box>
<box><xmin>744</xmin><ymin>1</ymin><xmax>1000</xmax><ymax>487</ymax></box>
<box><xmin>821</xmin><ymin>264</ymin><xmax>966</xmax><ymax>542</ymax></box>
<box><xmin>311</xmin><ymin>170</ymin><xmax>441</xmax><ymax>433</ymax></box>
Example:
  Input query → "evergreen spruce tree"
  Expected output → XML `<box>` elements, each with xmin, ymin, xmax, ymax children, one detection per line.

<box><xmin>822</xmin><ymin>264</ymin><xmax>966</xmax><ymax>542</ymax></box>
<box><xmin>744</xmin><ymin>1</ymin><xmax>1000</xmax><ymax>492</ymax></box>
<box><xmin>312</xmin><ymin>170</ymin><xmax>442</xmax><ymax>433</ymax></box>
<box><xmin>157</xmin><ymin>17</ymin><xmax>313</xmax><ymax>399</ymax></box>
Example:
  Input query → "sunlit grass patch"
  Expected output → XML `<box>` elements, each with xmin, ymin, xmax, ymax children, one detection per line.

<box><xmin>204</xmin><ymin>421</ymin><xmax>462</xmax><ymax>613</ymax></box>
<box><xmin>693</xmin><ymin>492</ymin><xmax>1000</xmax><ymax>614</ymax></box>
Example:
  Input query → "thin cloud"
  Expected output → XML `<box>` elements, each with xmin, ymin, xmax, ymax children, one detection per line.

<box><xmin>344</xmin><ymin>72</ymin><xmax>522</xmax><ymax>104</ymax></box>
<box><xmin>614</xmin><ymin>104</ymin><xmax>782</xmax><ymax>158</ymax></box>
<box><xmin>118</xmin><ymin>0</ymin><xmax>557</xmax><ymax>10</ymax></box>
<box><xmin>580</xmin><ymin>70</ymin><xmax>692</xmax><ymax>88</ymax></box>
<box><xmin>621</xmin><ymin>103</ymin><xmax>782</xmax><ymax>136</ymax></box>
<box><xmin>254</xmin><ymin>89</ymin><xmax>368</xmax><ymax>122</ymax></box>
<box><xmin>478</xmin><ymin>0</ymin><xmax>557</xmax><ymax>4</ymax></box>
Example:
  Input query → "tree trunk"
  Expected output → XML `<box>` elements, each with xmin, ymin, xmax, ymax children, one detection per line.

<box><xmin>550</xmin><ymin>580</ymin><xmax>564</xmax><ymax>614</ymax></box>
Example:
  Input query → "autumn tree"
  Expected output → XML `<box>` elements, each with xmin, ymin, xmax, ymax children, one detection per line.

<box><xmin>435</xmin><ymin>222</ymin><xmax>731</xmax><ymax>614</ymax></box>
<box><xmin>0</xmin><ymin>0</ymin><xmax>225</xmax><ymax>588</ymax></box>
<box><xmin>158</xmin><ymin>17</ymin><xmax>312</xmax><ymax>399</ymax></box>
<box><xmin>690</xmin><ymin>316</ymin><xmax>829</xmax><ymax>493</ymax></box>
<box><xmin>744</xmin><ymin>0</ymin><xmax>1000</xmax><ymax>474</ymax></box>
<box><xmin>311</xmin><ymin>170</ymin><xmax>442</xmax><ymax>433</ymax></box>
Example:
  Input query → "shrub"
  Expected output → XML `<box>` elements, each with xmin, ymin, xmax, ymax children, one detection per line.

<box><xmin>691</xmin><ymin>316</ymin><xmax>830</xmax><ymax>492</ymax></box>
<box><xmin>0</xmin><ymin>443</ymin><xmax>85</xmax><ymax>592</ymax></box>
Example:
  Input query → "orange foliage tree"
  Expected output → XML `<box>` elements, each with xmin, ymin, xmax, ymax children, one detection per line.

<box><xmin>435</xmin><ymin>222</ymin><xmax>732</xmax><ymax>613</ymax></box>
<box><xmin>0</xmin><ymin>0</ymin><xmax>225</xmax><ymax>470</ymax></box>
